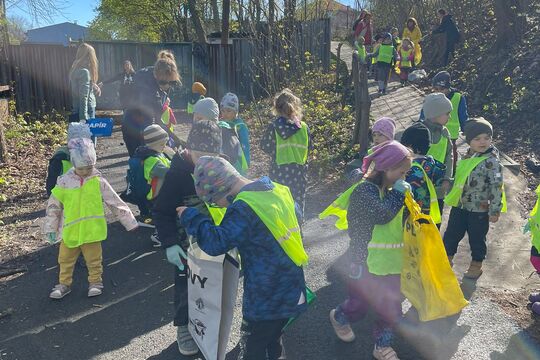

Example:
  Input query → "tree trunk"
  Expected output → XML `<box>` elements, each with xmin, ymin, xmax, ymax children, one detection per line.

<box><xmin>0</xmin><ymin>96</ymin><xmax>8</xmax><ymax>164</ymax></box>
<box><xmin>182</xmin><ymin>4</ymin><xmax>189</xmax><ymax>41</ymax></box>
<box><xmin>269</xmin><ymin>0</ymin><xmax>275</xmax><ymax>26</ymax></box>
<box><xmin>494</xmin><ymin>0</ymin><xmax>527</xmax><ymax>47</ymax></box>
<box><xmin>222</xmin><ymin>0</ymin><xmax>231</xmax><ymax>45</ymax></box>
<box><xmin>211</xmin><ymin>0</ymin><xmax>220</xmax><ymax>30</ymax></box>
<box><xmin>187</xmin><ymin>0</ymin><xmax>207</xmax><ymax>44</ymax></box>
<box><xmin>0</xmin><ymin>0</ymin><xmax>9</xmax><ymax>63</ymax></box>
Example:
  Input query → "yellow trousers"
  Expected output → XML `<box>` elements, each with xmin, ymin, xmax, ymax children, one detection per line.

<box><xmin>58</xmin><ymin>241</ymin><xmax>103</xmax><ymax>286</ymax></box>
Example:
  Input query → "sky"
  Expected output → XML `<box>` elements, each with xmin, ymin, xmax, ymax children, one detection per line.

<box><xmin>6</xmin><ymin>0</ymin><xmax>98</xmax><ymax>29</ymax></box>
<box><xmin>6</xmin><ymin>0</ymin><xmax>359</xmax><ymax>30</ymax></box>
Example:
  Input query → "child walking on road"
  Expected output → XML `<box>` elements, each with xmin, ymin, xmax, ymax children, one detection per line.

<box><xmin>177</xmin><ymin>156</ymin><xmax>308</xmax><ymax>360</ymax></box>
<box><xmin>443</xmin><ymin>118</ymin><xmax>504</xmax><ymax>279</ymax></box>
<box><xmin>44</xmin><ymin>138</ymin><xmax>138</xmax><ymax>299</ymax></box>
<box><xmin>261</xmin><ymin>89</ymin><xmax>311</xmax><ymax>215</ymax></box>
<box><xmin>368</xmin><ymin>33</ymin><xmax>398</xmax><ymax>94</ymax></box>
<box><xmin>325</xmin><ymin>141</ymin><xmax>412</xmax><ymax>360</ymax></box>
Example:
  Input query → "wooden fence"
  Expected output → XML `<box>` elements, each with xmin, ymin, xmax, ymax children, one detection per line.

<box><xmin>0</xmin><ymin>19</ymin><xmax>331</xmax><ymax>113</ymax></box>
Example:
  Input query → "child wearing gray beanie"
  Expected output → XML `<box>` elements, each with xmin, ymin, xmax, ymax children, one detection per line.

<box><xmin>193</xmin><ymin>97</ymin><xmax>220</xmax><ymax>122</ymax></box>
<box><xmin>421</xmin><ymin>92</ymin><xmax>454</xmax><ymax>221</ymax></box>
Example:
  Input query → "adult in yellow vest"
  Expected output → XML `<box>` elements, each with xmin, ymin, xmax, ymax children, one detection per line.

<box><xmin>400</xmin><ymin>122</ymin><xmax>446</xmax><ymax>224</ymax></box>
<box><xmin>261</xmin><ymin>89</ymin><xmax>311</xmax><ymax>215</ymax></box>
<box><xmin>443</xmin><ymin>118</ymin><xmax>505</xmax><ymax>279</ymax></box>
<box><xmin>177</xmin><ymin>156</ymin><xmax>308</xmax><ymax>359</ymax></box>
<box><xmin>43</xmin><ymin>138</ymin><xmax>138</xmax><ymax>300</ymax></box>
<box><xmin>324</xmin><ymin>141</ymin><xmax>412</xmax><ymax>360</ymax></box>
<box><xmin>367</xmin><ymin>33</ymin><xmax>398</xmax><ymax>95</ymax></box>
<box><xmin>46</xmin><ymin>122</ymin><xmax>92</xmax><ymax>195</ymax></box>
<box><xmin>421</xmin><ymin>93</ymin><xmax>454</xmax><ymax>224</ymax></box>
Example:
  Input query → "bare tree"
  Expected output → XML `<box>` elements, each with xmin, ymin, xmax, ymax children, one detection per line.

<box><xmin>494</xmin><ymin>0</ymin><xmax>527</xmax><ymax>47</ymax></box>
<box><xmin>211</xmin><ymin>0</ymin><xmax>220</xmax><ymax>30</ymax></box>
<box><xmin>222</xmin><ymin>0</ymin><xmax>230</xmax><ymax>44</ymax></box>
<box><xmin>187</xmin><ymin>0</ymin><xmax>207</xmax><ymax>43</ymax></box>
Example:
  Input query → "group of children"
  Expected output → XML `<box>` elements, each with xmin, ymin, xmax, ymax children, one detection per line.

<box><xmin>43</xmin><ymin>85</ymin><xmax>311</xmax><ymax>358</ymax></box>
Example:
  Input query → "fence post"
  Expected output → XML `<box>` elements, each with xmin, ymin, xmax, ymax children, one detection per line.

<box><xmin>0</xmin><ymin>85</ymin><xmax>9</xmax><ymax>164</ymax></box>
<box><xmin>350</xmin><ymin>53</ymin><xmax>371</xmax><ymax>153</ymax></box>
<box><xmin>335</xmin><ymin>42</ymin><xmax>342</xmax><ymax>92</ymax></box>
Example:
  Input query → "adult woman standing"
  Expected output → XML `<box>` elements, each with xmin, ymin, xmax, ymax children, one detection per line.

<box><xmin>402</xmin><ymin>17</ymin><xmax>423</xmax><ymax>65</ymax></box>
<box><xmin>123</xmin><ymin>50</ymin><xmax>181</xmax><ymax>157</ymax></box>
<box><xmin>98</xmin><ymin>60</ymin><xmax>136</xmax><ymax>110</ymax></box>
<box><xmin>353</xmin><ymin>10</ymin><xmax>374</xmax><ymax>45</ymax></box>
<box><xmin>69</xmin><ymin>43</ymin><xmax>100</xmax><ymax>122</ymax></box>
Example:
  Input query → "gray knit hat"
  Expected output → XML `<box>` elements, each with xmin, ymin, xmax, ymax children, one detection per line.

<box><xmin>464</xmin><ymin>117</ymin><xmax>493</xmax><ymax>144</ymax></box>
<box><xmin>220</xmin><ymin>92</ymin><xmax>239</xmax><ymax>113</ymax></box>
<box><xmin>423</xmin><ymin>93</ymin><xmax>453</xmax><ymax>120</ymax></box>
<box><xmin>432</xmin><ymin>71</ymin><xmax>451</xmax><ymax>89</ymax></box>
<box><xmin>193</xmin><ymin>97</ymin><xmax>219</xmax><ymax>122</ymax></box>
<box><xmin>187</xmin><ymin>119</ymin><xmax>222</xmax><ymax>153</ymax></box>
<box><xmin>143</xmin><ymin>125</ymin><xmax>169</xmax><ymax>152</ymax></box>
<box><xmin>67</xmin><ymin>122</ymin><xmax>92</xmax><ymax>141</ymax></box>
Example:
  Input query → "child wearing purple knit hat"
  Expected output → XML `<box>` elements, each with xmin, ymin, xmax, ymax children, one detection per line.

<box><xmin>321</xmin><ymin>141</ymin><xmax>412</xmax><ymax>360</ymax></box>
<box><xmin>371</xmin><ymin>117</ymin><xmax>396</xmax><ymax>146</ymax></box>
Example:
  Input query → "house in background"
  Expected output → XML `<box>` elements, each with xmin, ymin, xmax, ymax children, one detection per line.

<box><xmin>298</xmin><ymin>0</ymin><xmax>359</xmax><ymax>39</ymax></box>
<box><xmin>25</xmin><ymin>22</ymin><xmax>88</xmax><ymax>46</ymax></box>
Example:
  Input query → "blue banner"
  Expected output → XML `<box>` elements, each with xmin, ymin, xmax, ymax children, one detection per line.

<box><xmin>87</xmin><ymin>118</ymin><xmax>113</xmax><ymax>137</ymax></box>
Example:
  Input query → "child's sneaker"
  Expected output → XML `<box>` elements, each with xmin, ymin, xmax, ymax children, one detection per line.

<box><xmin>532</xmin><ymin>302</ymin><xmax>540</xmax><ymax>315</ymax></box>
<box><xmin>49</xmin><ymin>284</ymin><xmax>71</xmax><ymax>299</ymax></box>
<box><xmin>88</xmin><ymin>283</ymin><xmax>104</xmax><ymax>297</ymax></box>
<box><xmin>464</xmin><ymin>261</ymin><xmax>483</xmax><ymax>279</ymax></box>
<box><xmin>150</xmin><ymin>230</ymin><xmax>161</xmax><ymax>247</ymax></box>
<box><xmin>529</xmin><ymin>292</ymin><xmax>540</xmax><ymax>303</ymax></box>
<box><xmin>373</xmin><ymin>345</ymin><xmax>400</xmax><ymax>360</ymax></box>
<box><xmin>177</xmin><ymin>325</ymin><xmax>199</xmax><ymax>356</ymax></box>
<box><xmin>329</xmin><ymin>309</ymin><xmax>355</xmax><ymax>342</ymax></box>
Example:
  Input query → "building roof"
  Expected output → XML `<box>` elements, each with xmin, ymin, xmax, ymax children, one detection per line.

<box><xmin>25</xmin><ymin>22</ymin><xmax>88</xmax><ymax>46</ymax></box>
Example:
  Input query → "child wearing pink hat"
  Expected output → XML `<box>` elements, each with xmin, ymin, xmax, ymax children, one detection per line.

<box><xmin>322</xmin><ymin>141</ymin><xmax>412</xmax><ymax>360</ymax></box>
<box><xmin>371</xmin><ymin>117</ymin><xmax>396</xmax><ymax>146</ymax></box>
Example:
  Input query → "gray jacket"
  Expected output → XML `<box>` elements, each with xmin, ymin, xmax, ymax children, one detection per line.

<box><xmin>70</xmin><ymin>68</ymin><xmax>96</xmax><ymax>121</ymax></box>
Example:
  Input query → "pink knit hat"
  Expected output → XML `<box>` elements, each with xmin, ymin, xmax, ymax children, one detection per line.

<box><xmin>362</xmin><ymin>140</ymin><xmax>410</xmax><ymax>173</ymax></box>
<box><xmin>372</xmin><ymin>117</ymin><xmax>396</xmax><ymax>141</ymax></box>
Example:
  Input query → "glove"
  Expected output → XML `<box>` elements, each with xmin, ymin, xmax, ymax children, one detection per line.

<box><xmin>523</xmin><ymin>222</ymin><xmax>531</xmax><ymax>234</ymax></box>
<box><xmin>46</xmin><ymin>233</ymin><xmax>57</xmax><ymax>244</ymax></box>
<box><xmin>166</xmin><ymin>245</ymin><xmax>188</xmax><ymax>271</ymax></box>
<box><xmin>349</xmin><ymin>263</ymin><xmax>363</xmax><ymax>280</ymax></box>
<box><xmin>393</xmin><ymin>179</ymin><xmax>411</xmax><ymax>193</ymax></box>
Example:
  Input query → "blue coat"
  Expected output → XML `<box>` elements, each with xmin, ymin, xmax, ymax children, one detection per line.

<box><xmin>180</xmin><ymin>176</ymin><xmax>307</xmax><ymax>321</ymax></box>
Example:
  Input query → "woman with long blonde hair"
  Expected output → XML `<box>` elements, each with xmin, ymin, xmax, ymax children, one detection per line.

<box><xmin>69</xmin><ymin>43</ymin><xmax>100</xmax><ymax>122</ymax></box>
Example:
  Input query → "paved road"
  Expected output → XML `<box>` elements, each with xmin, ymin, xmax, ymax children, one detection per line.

<box><xmin>2</xmin><ymin>84</ymin><xmax>540</xmax><ymax>359</ymax></box>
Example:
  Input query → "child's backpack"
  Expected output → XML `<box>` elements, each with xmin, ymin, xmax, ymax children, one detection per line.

<box><xmin>122</xmin><ymin>156</ymin><xmax>151</xmax><ymax>206</ymax></box>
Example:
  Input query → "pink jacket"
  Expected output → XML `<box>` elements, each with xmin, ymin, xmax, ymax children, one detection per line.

<box><xmin>43</xmin><ymin>168</ymin><xmax>138</xmax><ymax>241</ymax></box>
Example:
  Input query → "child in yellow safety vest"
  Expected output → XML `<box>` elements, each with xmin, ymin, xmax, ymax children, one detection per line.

<box><xmin>43</xmin><ymin>138</ymin><xmax>138</xmax><ymax>300</ymax></box>
<box><xmin>261</xmin><ymin>88</ymin><xmax>311</xmax><ymax>215</ymax></box>
<box><xmin>220</xmin><ymin>92</ymin><xmax>250</xmax><ymax>174</ymax></box>
<box><xmin>525</xmin><ymin>185</ymin><xmax>540</xmax><ymax>314</ymax></box>
<box><xmin>398</xmin><ymin>38</ymin><xmax>415</xmax><ymax>86</ymax></box>
<box><xmin>420</xmin><ymin>93</ymin><xmax>454</xmax><ymax>222</ymax></box>
<box><xmin>46</xmin><ymin>122</ymin><xmax>92</xmax><ymax>196</ymax></box>
<box><xmin>368</xmin><ymin>32</ymin><xmax>398</xmax><ymax>95</ymax></box>
<box><xmin>136</xmin><ymin>125</ymin><xmax>172</xmax><ymax>247</ymax></box>
<box><xmin>443</xmin><ymin>118</ymin><xmax>505</xmax><ymax>279</ymax></box>
<box><xmin>354</xmin><ymin>36</ymin><xmax>367</xmax><ymax>64</ymax></box>
<box><xmin>177</xmin><ymin>156</ymin><xmax>309</xmax><ymax>360</ymax></box>
<box><xmin>400</xmin><ymin>122</ymin><xmax>446</xmax><ymax>224</ymax></box>
<box><xmin>323</xmin><ymin>141</ymin><xmax>412</xmax><ymax>360</ymax></box>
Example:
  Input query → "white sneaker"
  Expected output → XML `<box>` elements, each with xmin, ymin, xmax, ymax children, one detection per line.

<box><xmin>49</xmin><ymin>284</ymin><xmax>71</xmax><ymax>299</ymax></box>
<box><xmin>373</xmin><ymin>345</ymin><xmax>400</xmax><ymax>360</ymax></box>
<box><xmin>88</xmin><ymin>283</ymin><xmax>104</xmax><ymax>297</ymax></box>
<box><xmin>329</xmin><ymin>309</ymin><xmax>355</xmax><ymax>342</ymax></box>
<box><xmin>150</xmin><ymin>231</ymin><xmax>161</xmax><ymax>247</ymax></box>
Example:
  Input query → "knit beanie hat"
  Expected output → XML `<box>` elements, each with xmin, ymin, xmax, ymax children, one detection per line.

<box><xmin>422</xmin><ymin>93</ymin><xmax>453</xmax><ymax>120</ymax></box>
<box><xmin>193</xmin><ymin>97</ymin><xmax>219</xmax><ymax>122</ymax></box>
<box><xmin>68</xmin><ymin>137</ymin><xmax>96</xmax><ymax>168</ymax></box>
<box><xmin>400</xmin><ymin>122</ymin><xmax>432</xmax><ymax>155</ymax></box>
<box><xmin>372</xmin><ymin>117</ymin><xmax>396</xmax><ymax>141</ymax></box>
<box><xmin>432</xmin><ymin>71</ymin><xmax>451</xmax><ymax>89</ymax></box>
<box><xmin>383</xmin><ymin>32</ymin><xmax>393</xmax><ymax>41</ymax></box>
<box><xmin>67</xmin><ymin>122</ymin><xmax>92</xmax><ymax>141</ymax></box>
<box><xmin>362</xmin><ymin>140</ymin><xmax>410</xmax><ymax>173</ymax></box>
<box><xmin>192</xmin><ymin>82</ymin><xmax>207</xmax><ymax>96</ymax></box>
<box><xmin>220</xmin><ymin>92</ymin><xmax>239</xmax><ymax>113</ymax></box>
<box><xmin>464</xmin><ymin>117</ymin><xmax>493</xmax><ymax>144</ymax></box>
<box><xmin>143</xmin><ymin>124</ymin><xmax>169</xmax><ymax>152</ymax></box>
<box><xmin>187</xmin><ymin>119</ymin><xmax>222</xmax><ymax>153</ymax></box>
<box><xmin>194</xmin><ymin>156</ymin><xmax>241</xmax><ymax>204</ymax></box>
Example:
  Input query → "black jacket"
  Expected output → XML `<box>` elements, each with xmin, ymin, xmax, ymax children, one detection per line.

<box><xmin>152</xmin><ymin>150</ymin><xmax>200</xmax><ymax>249</ymax></box>
<box><xmin>433</xmin><ymin>15</ymin><xmax>460</xmax><ymax>43</ymax></box>
<box><xmin>45</xmin><ymin>147</ymin><xmax>70</xmax><ymax>196</ymax></box>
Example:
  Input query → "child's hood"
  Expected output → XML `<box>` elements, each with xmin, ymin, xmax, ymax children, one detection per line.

<box><xmin>52</xmin><ymin>146</ymin><xmax>70</xmax><ymax>160</ymax></box>
<box><xmin>132</xmin><ymin>145</ymin><xmax>159</xmax><ymax>160</ymax></box>
<box><xmin>274</xmin><ymin>117</ymin><xmax>301</xmax><ymax>140</ymax></box>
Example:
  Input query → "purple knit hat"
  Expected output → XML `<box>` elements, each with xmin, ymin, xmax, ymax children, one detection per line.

<box><xmin>362</xmin><ymin>140</ymin><xmax>410</xmax><ymax>173</ymax></box>
<box><xmin>372</xmin><ymin>117</ymin><xmax>396</xmax><ymax>141</ymax></box>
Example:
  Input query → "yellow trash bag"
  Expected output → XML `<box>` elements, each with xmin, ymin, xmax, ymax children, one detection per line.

<box><xmin>401</xmin><ymin>192</ymin><xmax>468</xmax><ymax>321</ymax></box>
